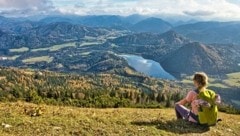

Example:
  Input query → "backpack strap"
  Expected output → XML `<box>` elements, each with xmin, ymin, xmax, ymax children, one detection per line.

<box><xmin>194</xmin><ymin>89</ymin><xmax>199</xmax><ymax>94</ymax></box>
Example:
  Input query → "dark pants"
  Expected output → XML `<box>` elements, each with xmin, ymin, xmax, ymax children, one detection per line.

<box><xmin>175</xmin><ymin>104</ymin><xmax>199</xmax><ymax>123</ymax></box>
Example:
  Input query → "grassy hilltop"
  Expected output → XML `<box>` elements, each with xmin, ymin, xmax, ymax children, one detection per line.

<box><xmin>0</xmin><ymin>102</ymin><xmax>240</xmax><ymax>136</ymax></box>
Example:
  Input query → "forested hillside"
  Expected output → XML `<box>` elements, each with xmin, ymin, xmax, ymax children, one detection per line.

<box><xmin>0</xmin><ymin>67</ymin><xmax>184</xmax><ymax>108</ymax></box>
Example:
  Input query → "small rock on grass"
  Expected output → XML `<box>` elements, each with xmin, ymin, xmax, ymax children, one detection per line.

<box><xmin>2</xmin><ymin>123</ymin><xmax>12</xmax><ymax>128</ymax></box>
<box><xmin>53</xmin><ymin>126</ymin><xmax>62</xmax><ymax>130</ymax></box>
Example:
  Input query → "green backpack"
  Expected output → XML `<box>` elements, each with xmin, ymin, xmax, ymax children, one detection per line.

<box><xmin>197</xmin><ymin>89</ymin><xmax>218</xmax><ymax>126</ymax></box>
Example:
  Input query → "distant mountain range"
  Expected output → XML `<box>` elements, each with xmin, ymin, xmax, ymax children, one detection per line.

<box><xmin>0</xmin><ymin>15</ymin><xmax>240</xmax><ymax>78</ymax></box>
<box><xmin>2</xmin><ymin>15</ymin><xmax>240</xmax><ymax>44</ymax></box>
<box><xmin>0</xmin><ymin>22</ymin><xmax>108</xmax><ymax>48</ymax></box>
<box><xmin>39</xmin><ymin>15</ymin><xmax>172</xmax><ymax>33</ymax></box>
<box><xmin>39</xmin><ymin>15</ymin><xmax>132</xmax><ymax>30</ymax></box>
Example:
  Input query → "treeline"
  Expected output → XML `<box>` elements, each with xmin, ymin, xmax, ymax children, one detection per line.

<box><xmin>0</xmin><ymin>67</ymin><xmax>184</xmax><ymax>108</ymax></box>
<box><xmin>0</xmin><ymin>67</ymin><xmax>239</xmax><ymax>114</ymax></box>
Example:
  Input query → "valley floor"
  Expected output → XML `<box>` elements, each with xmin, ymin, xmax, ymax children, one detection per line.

<box><xmin>0</xmin><ymin>102</ymin><xmax>239</xmax><ymax>136</ymax></box>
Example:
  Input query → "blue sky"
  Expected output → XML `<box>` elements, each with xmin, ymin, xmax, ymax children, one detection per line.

<box><xmin>0</xmin><ymin>0</ymin><xmax>240</xmax><ymax>21</ymax></box>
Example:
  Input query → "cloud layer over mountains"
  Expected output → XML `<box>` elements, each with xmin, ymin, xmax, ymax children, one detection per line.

<box><xmin>0</xmin><ymin>0</ymin><xmax>240</xmax><ymax>21</ymax></box>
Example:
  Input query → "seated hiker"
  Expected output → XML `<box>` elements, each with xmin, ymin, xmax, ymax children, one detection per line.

<box><xmin>175</xmin><ymin>72</ymin><xmax>221</xmax><ymax>126</ymax></box>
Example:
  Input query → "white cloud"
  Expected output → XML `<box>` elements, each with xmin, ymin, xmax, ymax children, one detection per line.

<box><xmin>183</xmin><ymin>10</ymin><xmax>216</xmax><ymax>16</ymax></box>
<box><xmin>0</xmin><ymin>0</ymin><xmax>52</xmax><ymax>9</ymax></box>
<box><xmin>0</xmin><ymin>0</ymin><xmax>54</xmax><ymax>16</ymax></box>
<box><xmin>1</xmin><ymin>0</ymin><xmax>240</xmax><ymax>21</ymax></box>
<box><xmin>53</xmin><ymin>0</ymin><xmax>240</xmax><ymax>21</ymax></box>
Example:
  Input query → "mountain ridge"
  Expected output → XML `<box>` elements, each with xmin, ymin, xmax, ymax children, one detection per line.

<box><xmin>174</xmin><ymin>21</ymin><xmax>240</xmax><ymax>44</ymax></box>
<box><xmin>112</xmin><ymin>30</ymin><xmax>190</xmax><ymax>46</ymax></box>
<box><xmin>160</xmin><ymin>42</ymin><xmax>240</xmax><ymax>77</ymax></box>
<box><xmin>130</xmin><ymin>17</ymin><xmax>172</xmax><ymax>33</ymax></box>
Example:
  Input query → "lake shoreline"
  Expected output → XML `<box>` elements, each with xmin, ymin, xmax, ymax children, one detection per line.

<box><xmin>119</xmin><ymin>54</ymin><xmax>175</xmax><ymax>80</ymax></box>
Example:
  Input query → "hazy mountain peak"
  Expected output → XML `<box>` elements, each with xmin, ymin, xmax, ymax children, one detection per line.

<box><xmin>161</xmin><ymin>42</ymin><xmax>224</xmax><ymax>77</ymax></box>
<box><xmin>159</xmin><ymin>30</ymin><xmax>191</xmax><ymax>45</ymax></box>
<box><xmin>130</xmin><ymin>17</ymin><xmax>172</xmax><ymax>33</ymax></box>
